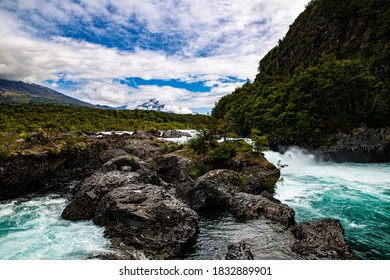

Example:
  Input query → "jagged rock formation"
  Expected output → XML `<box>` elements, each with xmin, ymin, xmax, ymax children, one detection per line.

<box><xmin>292</xmin><ymin>218</ymin><xmax>358</xmax><ymax>259</ymax></box>
<box><xmin>93</xmin><ymin>184</ymin><xmax>199</xmax><ymax>259</ymax></box>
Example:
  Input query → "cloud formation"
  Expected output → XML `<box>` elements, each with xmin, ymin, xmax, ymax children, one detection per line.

<box><xmin>0</xmin><ymin>0</ymin><xmax>308</xmax><ymax>113</ymax></box>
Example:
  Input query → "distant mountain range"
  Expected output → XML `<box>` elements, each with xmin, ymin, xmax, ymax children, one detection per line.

<box><xmin>0</xmin><ymin>79</ymin><xmax>99</xmax><ymax>108</ymax></box>
<box><xmin>0</xmin><ymin>79</ymin><xmax>188</xmax><ymax>113</ymax></box>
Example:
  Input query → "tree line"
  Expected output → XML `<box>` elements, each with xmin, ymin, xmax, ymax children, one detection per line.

<box><xmin>0</xmin><ymin>103</ymin><xmax>209</xmax><ymax>133</ymax></box>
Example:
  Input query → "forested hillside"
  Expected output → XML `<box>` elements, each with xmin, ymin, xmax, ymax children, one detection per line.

<box><xmin>212</xmin><ymin>0</ymin><xmax>390</xmax><ymax>146</ymax></box>
<box><xmin>0</xmin><ymin>103</ymin><xmax>209</xmax><ymax>133</ymax></box>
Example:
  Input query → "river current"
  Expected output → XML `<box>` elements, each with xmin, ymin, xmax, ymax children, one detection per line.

<box><xmin>264</xmin><ymin>147</ymin><xmax>390</xmax><ymax>260</ymax></box>
<box><xmin>0</xmin><ymin>146</ymin><xmax>389</xmax><ymax>259</ymax></box>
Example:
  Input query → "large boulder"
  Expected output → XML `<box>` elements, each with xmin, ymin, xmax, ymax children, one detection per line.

<box><xmin>212</xmin><ymin>151</ymin><xmax>280</xmax><ymax>194</ymax></box>
<box><xmin>61</xmin><ymin>155</ymin><xmax>161</xmax><ymax>220</ymax></box>
<box><xmin>229</xmin><ymin>192</ymin><xmax>296</xmax><ymax>227</ymax></box>
<box><xmin>93</xmin><ymin>184</ymin><xmax>199</xmax><ymax>259</ymax></box>
<box><xmin>291</xmin><ymin>218</ymin><xmax>357</xmax><ymax>259</ymax></box>
<box><xmin>231</xmin><ymin>153</ymin><xmax>281</xmax><ymax>194</ymax></box>
<box><xmin>155</xmin><ymin>153</ymin><xmax>193</xmax><ymax>183</ymax></box>
<box><xmin>185</xmin><ymin>169</ymin><xmax>243</xmax><ymax>211</ymax></box>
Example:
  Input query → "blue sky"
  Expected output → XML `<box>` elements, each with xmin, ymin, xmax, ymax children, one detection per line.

<box><xmin>0</xmin><ymin>0</ymin><xmax>308</xmax><ymax>114</ymax></box>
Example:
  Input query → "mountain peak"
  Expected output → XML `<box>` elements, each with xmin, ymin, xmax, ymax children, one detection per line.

<box><xmin>137</xmin><ymin>98</ymin><xmax>166</xmax><ymax>111</ymax></box>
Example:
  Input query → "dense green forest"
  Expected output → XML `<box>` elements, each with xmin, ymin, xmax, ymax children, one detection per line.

<box><xmin>0</xmin><ymin>103</ymin><xmax>209</xmax><ymax>133</ymax></box>
<box><xmin>212</xmin><ymin>0</ymin><xmax>390</xmax><ymax>146</ymax></box>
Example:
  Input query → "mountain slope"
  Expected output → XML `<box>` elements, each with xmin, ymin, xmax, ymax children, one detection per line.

<box><xmin>212</xmin><ymin>0</ymin><xmax>390</xmax><ymax>146</ymax></box>
<box><xmin>0</xmin><ymin>79</ymin><xmax>98</xmax><ymax>107</ymax></box>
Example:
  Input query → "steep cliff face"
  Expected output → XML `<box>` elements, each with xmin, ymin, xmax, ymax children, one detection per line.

<box><xmin>212</xmin><ymin>0</ymin><xmax>390</xmax><ymax>156</ymax></box>
<box><xmin>259</xmin><ymin>0</ymin><xmax>389</xmax><ymax>80</ymax></box>
<box><xmin>0</xmin><ymin>141</ymin><xmax>108</xmax><ymax>200</ymax></box>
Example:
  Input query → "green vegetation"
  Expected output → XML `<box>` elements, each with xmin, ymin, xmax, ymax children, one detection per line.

<box><xmin>212</xmin><ymin>0</ymin><xmax>390</xmax><ymax>146</ymax></box>
<box><xmin>0</xmin><ymin>130</ymin><xmax>92</xmax><ymax>158</ymax></box>
<box><xmin>187</xmin><ymin>129</ymin><xmax>257</xmax><ymax>178</ymax></box>
<box><xmin>0</xmin><ymin>103</ymin><xmax>209</xmax><ymax>133</ymax></box>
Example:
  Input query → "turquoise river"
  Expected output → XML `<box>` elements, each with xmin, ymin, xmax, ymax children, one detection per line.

<box><xmin>0</xmin><ymin>147</ymin><xmax>389</xmax><ymax>259</ymax></box>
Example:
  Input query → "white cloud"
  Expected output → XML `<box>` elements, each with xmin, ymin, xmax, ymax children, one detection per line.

<box><xmin>0</xmin><ymin>0</ymin><xmax>309</xmax><ymax>112</ymax></box>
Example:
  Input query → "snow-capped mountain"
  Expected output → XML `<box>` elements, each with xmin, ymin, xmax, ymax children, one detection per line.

<box><xmin>137</xmin><ymin>98</ymin><xmax>166</xmax><ymax>111</ymax></box>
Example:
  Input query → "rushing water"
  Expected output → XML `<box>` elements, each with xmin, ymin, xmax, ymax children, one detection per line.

<box><xmin>264</xmin><ymin>147</ymin><xmax>390</xmax><ymax>260</ymax></box>
<box><xmin>1</xmin><ymin>138</ymin><xmax>389</xmax><ymax>259</ymax></box>
<box><xmin>0</xmin><ymin>190</ymin><xmax>112</xmax><ymax>260</ymax></box>
<box><xmin>184</xmin><ymin>211</ymin><xmax>302</xmax><ymax>260</ymax></box>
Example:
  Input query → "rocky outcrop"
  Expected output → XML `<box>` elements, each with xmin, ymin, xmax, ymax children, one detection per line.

<box><xmin>155</xmin><ymin>154</ymin><xmax>193</xmax><ymax>183</ymax></box>
<box><xmin>216</xmin><ymin>152</ymin><xmax>281</xmax><ymax>194</ymax></box>
<box><xmin>183</xmin><ymin>168</ymin><xmax>295</xmax><ymax>229</ymax></box>
<box><xmin>159</xmin><ymin>130</ymin><xmax>192</xmax><ymax>138</ymax></box>
<box><xmin>0</xmin><ymin>133</ymin><xmax>167</xmax><ymax>201</ymax></box>
<box><xmin>184</xmin><ymin>169</ymin><xmax>243</xmax><ymax>211</ymax></box>
<box><xmin>0</xmin><ymin>141</ymin><xmax>108</xmax><ymax>200</ymax></box>
<box><xmin>229</xmin><ymin>192</ymin><xmax>295</xmax><ymax>227</ymax></box>
<box><xmin>291</xmin><ymin>218</ymin><xmax>357</xmax><ymax>259</ymax></box>
<box><xmin>93</xmin><ymin>184</ymin><xmax>199</xmax><ymax>259</ymax></box>
<box><xmin>62</xmin><ymin>153</ymin><xmax>199</xmax><ymax>259</ymax></box>
<box><xmin>225</xmin><ymin>241</ymin><xmax>254</xmax><ymax>260</ymax></box>
<box><xmin>61</xmin><ymin>155</ymin><xmax>161</xmax><ymax>220</ymax></box>
<box><xmin>318</xmin><ymin>127</ymin><xmax>390</xmax><ymax>163</ymax></box>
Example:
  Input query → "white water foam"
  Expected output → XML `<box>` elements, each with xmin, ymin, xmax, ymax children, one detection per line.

<box><xmin>0</xmin><ymin>194</ymin><xmax>112</xmax><ymax>260</ymax></box>
<box><xmin>264</xmin><ymin>147</ymin><xmax>390</xmax><ymax>259</ymax></box>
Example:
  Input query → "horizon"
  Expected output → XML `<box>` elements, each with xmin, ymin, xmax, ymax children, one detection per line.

<box><xmin>0</xmin><ymin>0</ymin><xmax>309</xmax><ymax>114</ymax></box>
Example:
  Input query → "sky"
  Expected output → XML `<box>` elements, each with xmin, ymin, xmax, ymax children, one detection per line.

<box><xmin>0</xmin><ymin>0</ymin><xmax>309</xmax><ymax>114</ymax></box>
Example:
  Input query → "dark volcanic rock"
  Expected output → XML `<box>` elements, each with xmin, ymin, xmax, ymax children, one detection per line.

<box><xmin>155</xmin><ymin>153</ymin><xmax>193</xmax><ymax>183</ymax></box>
<box><xmin>318</xmin><ymin>127</ymin><xmax>390</xmax><ymax>163</ymax></box>
<box><xmin>217</xmin><ymin>152</ymin><xmax>281</xmax><ymax>194</ymax></box>
<box><xmin>0</xmin><ymin>141</ymin><xmax>107</xmax><ymax>200</ymax></box>
<box><xmin>225</xmin><ymin>241</ymin><xmax>254</xmax><ymax>260</ymax></box>
<box><xmin>121</xmin><ymin>138</ymin><xmax>165</xmax><ymax>162</ymax></box>
<box><xmin>93</xmin><ymin>184</ymin><xmax>199</xmax><ymax>259</ymax></box>
<box><xmin>185</xmin><ymin>169</ymin><xmax>243</xmax><ymax>211</ymax></box>
<box><xmin>160</xmin><ymin>130</ymin><xmax>192</xmax><ymax>138</ymax></box>
<box><xmin>229</xmin><ymin>192</ymin><xmax>295</xmax><ymax>227</ymax></box>
<box><xmin>61</xmin><ymin>155</ymin><xmax>161</xmax><ymax>220</ymax></box>
<box><xmin>291</xmin><ymin>218</ymin><xmax>357</xmax><ymax>259</ymax></box>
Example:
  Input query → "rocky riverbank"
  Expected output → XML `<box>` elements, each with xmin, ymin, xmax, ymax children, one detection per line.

<box><xmin>273</xmin><ymin>127</ymin><xmax>390</xmax><ymax>163</ymax></box>
<box><xmin>317</xmin><ymin>127</ymin><xmax>390</xmax><ymax>163</ymax></box>
<box><xmin>0</xmin><ymin>131</ymin><xmax>357</xmax><ymax>259</ymax></box>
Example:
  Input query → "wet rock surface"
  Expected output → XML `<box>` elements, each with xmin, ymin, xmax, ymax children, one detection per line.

<box><xmin>155</xmin><ymin>154</ymin><xmax>193</xmax><ymax>183</ymax></box>
<box><xmin>291</xmin><ymin>218</ymin><xmax>358</xmax><ymax>259</ymax></box>
<box><xmin>184</xmin><ymin>169</ymin><xmax>243</xmax><ymax>211</ymax></box>
<box><xmin>229</xmin><ymin>192</ymin><xmax>296</xmax><ymax>227</ymax></box>
<box><xmin>61</xmin><ymin>155</ymin><xmax>161</xmax><ymax>221</ymax></box>
<box><xmin>93</xmin><ymin>184</ymin><xmax>199</xmax><ymax>259</ymax></box>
